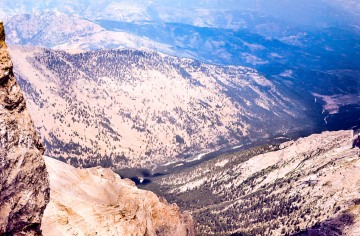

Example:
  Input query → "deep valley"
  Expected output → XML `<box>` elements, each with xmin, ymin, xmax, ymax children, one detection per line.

<box><xmin>0</xmin><ymin>1</ymin><xmax>359</xmax><ymax>235</ymax></box>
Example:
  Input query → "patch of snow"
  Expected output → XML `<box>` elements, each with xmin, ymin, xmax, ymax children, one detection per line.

<box><xmin>186</xmin><ymin>151</ymin><xmax>211</xmax><ymax>163</ymax></box>
<box><xmin>279</xmin><ymin>70</ymin><xmax>294</xmax><ymax>78</ymax></box>
<box><xmin>241</xmin><ymin>53</ymin><xmax>269</xmax><ymax>65</ymax></box>
<box><xmin>312</xmin><ymin>93</ymin><xmax>360</xmax><ymax>115</ymax></box>
<box><xmin>215</xmin><ymin>159</ymin><xmax>229</xmax><ymax>167</ymax></box>
<box><xmin>174</xmin><ymin>163</ymin><xmax>184</xmax><ymax>167</ymax></box>
<box><xmin>231</xmin><ymin>145</ymin><xmax>243</xmax><ymax>150</ymax></box>
<box><xmin>178</xmin><ymin>178</ymin><xmax>206</xmax><ymax>192</ymax></box>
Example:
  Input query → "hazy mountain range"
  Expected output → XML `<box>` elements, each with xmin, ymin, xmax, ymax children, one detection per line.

<box><xmin>3</xmin><ymin>15</ymin><xmax>358</xmax><ymax>139</ymax></box>
<box><xmin>1</xmin><ymin>0</ymin><xmax>359</xmax><ymax>29</ymax></box>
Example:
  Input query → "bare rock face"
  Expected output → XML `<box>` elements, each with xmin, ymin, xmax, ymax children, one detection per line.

<box><xmin>42</xmin><ymin>156</ymin><xmax>196</xmax><ymax>236</ymax></box>
<box><xmin>0</xmin><ymin>22</ymin><xmax>50</xmax><ymax>235</ymax></box>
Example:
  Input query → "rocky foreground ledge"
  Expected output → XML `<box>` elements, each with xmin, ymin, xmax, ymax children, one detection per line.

<box><xmin>42</xmin><ymin>156</ymin><xmax>195</xmax><ymax>235</ymax></box>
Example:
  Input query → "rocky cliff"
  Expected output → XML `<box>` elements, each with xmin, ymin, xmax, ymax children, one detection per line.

<box><xmin>0</xmin><ymin>22</ymin><xmax>50</xmax><ymax>235</ymax></box>
<box><xmin>42</xmin><ymin>156</ymin><xmax>196</xmax><ymax>236</ymax></box>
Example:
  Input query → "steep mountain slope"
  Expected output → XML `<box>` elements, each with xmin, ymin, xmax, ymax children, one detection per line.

<box><xmin>144</xmin><ymin>130</ymin><xmax>360</xmax><ymax>235</ymax></box>
<box><xmin>97</xmin><ymin>19</ymin><xmax>360</xmax><ymax>132</ymax></box>
<box><xmin>4</xmin><ymin>12</ymin><xmax>174</xmax><ymax>53</ymax></box>
<box><xmin>9</xmin><ymin>45</ymin><xmax>310</xmax><ymax>169</ymax></box>
<box><xmin>0</xmin><ymin>22</ymin><xmax>50</xmax><ymax>235</ymax></box>
<box><xmin>42</xmin><ymin>156</ymin><xmax>195</xmax><ymax>236</ymax></box>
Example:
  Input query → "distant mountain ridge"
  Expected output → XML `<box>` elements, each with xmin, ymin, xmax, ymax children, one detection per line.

<box><xmin>5</xmin><ymin>12</ymin><xmax>176</xmax><ymax>54</ymax></box>
<box><xmin>1</xmin><ymin>0</ymin><xmax>359</xmax><ymax>30</ymax></box>
<box><xmin>5</xmin><ymin>12</ymin><xmax>359</xmax><ymax>112</ymax></box>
